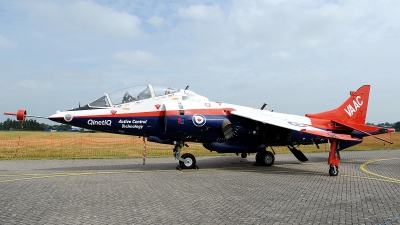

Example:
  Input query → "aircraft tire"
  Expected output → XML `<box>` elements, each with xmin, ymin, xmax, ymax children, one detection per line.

<box><xmin>179</xmin><ymin>153</ymin><xmax>196</xmax><ymax>169</ymax></box>
<box><xmin>329</xmin><ymin>166</ymin><xmax>339</xmax><ymax>176</ymax></box>
<box><xmin>258</xmin><ymin>151</ymin><xmax>274</xmax><ymax>167</ymax></box>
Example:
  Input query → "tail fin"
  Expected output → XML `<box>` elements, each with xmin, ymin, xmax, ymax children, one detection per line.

<box><xmin>306</xmin><ymin>85</ymin><xmax>370</xmax><ymax>124</ymax></box>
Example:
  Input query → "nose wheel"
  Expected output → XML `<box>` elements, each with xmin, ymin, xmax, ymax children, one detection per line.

<box><xmin>178</xmin><ymin>153</ymin><xmax>197</xmax><ymax>169</ymax></box>
<box><xmin>173</xmin><ymin>141</ymin><xmax>198</xmax><ymax>170</ymax></box>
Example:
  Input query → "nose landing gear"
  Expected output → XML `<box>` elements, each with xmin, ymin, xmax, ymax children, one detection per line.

<box><xmin>173</xmin><ymin>141</ymin><xmax>198</xmax><ymax>170</ymax></box>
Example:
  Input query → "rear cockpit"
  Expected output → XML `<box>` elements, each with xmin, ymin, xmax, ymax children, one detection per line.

<box><xmin>109</xmin><ymin>85</ymin><xmax>179</xmax><ymax>105</ymax></box>
<box><xmin>69</xmin><ymin>85</ymin><xmax>179</xmax><ymax>111</ymax></box>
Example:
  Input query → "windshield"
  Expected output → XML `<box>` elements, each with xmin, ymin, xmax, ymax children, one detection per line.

<box><xmin>88</xmin><ymin>95</ymin><xmax>110</xmax><ymax>108</ymax></box>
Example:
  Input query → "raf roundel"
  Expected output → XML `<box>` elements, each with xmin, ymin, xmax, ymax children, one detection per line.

<box><xmin>64</xmin><ymin>114</ymin><xmax>73</xmax><ymax>122</ymax></box>
<box><xmin>192</xmin><ymin>113</ymin><xmax>206</xmax><ymax>127</ymax></box>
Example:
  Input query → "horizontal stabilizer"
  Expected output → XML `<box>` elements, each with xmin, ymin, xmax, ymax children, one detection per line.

<box><xmin>332</xmin><ymin>120</ymin><xmax>393</xmax><ymax>144</ymax></box>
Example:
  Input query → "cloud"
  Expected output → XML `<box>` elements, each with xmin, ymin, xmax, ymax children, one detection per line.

<box><xmin>147</xmin><ymin>16</ymin><xmax>167</xmax><ymax>27</ymax></box>
<box><xmin>179</xmin><ymin>4</ymin><xmax>224</xmax><ymax>23</ymax></box>
<box><xmin>110</xmin><ymin>50</ymin><xmax>164</xmax><ymax>68</ymax></box>
<box><xmin>27</xmin><ymin>1</ymin><xmax>141</xmax><ymax>39</ymax></box>
<box><xmin>0</xmin><ymin>34</ymin><xmax>17</xmax><ymax>48</ymax></box>
<box><xmin>276</xmin><ymin>51</ymin><xmax>291</xmax><ymax>60</ymax></box>
<box><xmin>18</xmin><ymin>79</ymin><xmax>53</xmax><ymax>90</ymax></box>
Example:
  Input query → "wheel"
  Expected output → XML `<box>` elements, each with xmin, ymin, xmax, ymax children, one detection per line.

<box><xmin>258</xmin><ymin>151</ymin><xmax>275</xmax><ymax>167</ymax></box>
<box><xmin>329</xmin><ymin>166</ymin><xmax>339</xmax><ymax>176</ymax></box>
<box><xmin>179</xmin><ymin>153</ymin><xmax>196</xmax><ymax>169</ymax></box>
<box><xmin>241</xmin><ymin>153</ymin><xmax>247</xmax><ymax>158</ymax></box>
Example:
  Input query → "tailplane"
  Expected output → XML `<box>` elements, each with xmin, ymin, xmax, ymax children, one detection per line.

<box><xmin>306</xmin><ymin>85</ymin><xmax>370</xmax><ymax>124</ymax></box>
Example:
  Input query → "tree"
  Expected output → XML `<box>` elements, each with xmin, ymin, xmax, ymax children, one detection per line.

<box><xmin>394</xmin><ymin>122</ymin><xmax>400</xmax><ymax>132</ymax></box>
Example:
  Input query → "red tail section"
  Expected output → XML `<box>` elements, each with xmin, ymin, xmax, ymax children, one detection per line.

<box><xmin>306</xmin><ymin>85</ymin><xmax>370</xmax><ymax>124</ymax></box>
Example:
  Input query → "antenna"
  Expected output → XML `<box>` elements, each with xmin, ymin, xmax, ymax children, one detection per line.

<box><xmin>261</xmin><ymin>103</ymin><xmax>267</xmax><ymax>110</ymax></box>
<box><xmin>185</xmin><ymin>85</ymin><xmax>189</xmax><ymax>90</ymax></box>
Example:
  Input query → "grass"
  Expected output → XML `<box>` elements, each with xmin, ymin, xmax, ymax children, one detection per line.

<box><xmin>0</xmin><ymin>131</ymin><xmax>398</xmax><ymax>160</ymax></box>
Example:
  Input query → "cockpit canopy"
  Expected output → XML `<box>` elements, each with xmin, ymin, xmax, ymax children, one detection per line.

<box><xmin>70</xmin><ymin>85</ymin><xmax>179</xmax><ymax>110</ymax></box>
<box><xmin>107</xmin><ymin>85</ymin><xmax>178</xmax><ymax>105</ymax></box>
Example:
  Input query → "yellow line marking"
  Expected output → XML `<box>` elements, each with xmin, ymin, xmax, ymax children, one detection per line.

<box><xmin>359</xmin><ymin>158</ymin><xmax>400</xmax><ymax>183</ymax></box>
<box><xmin>0</xmin><ymin>170</ymin><xmax>174</xmax><ymax>183</ymax></box>
<box><xmin>1</xmin><ymin>158</ymin><xmax>400</xmax><ymax>184</ymax></box>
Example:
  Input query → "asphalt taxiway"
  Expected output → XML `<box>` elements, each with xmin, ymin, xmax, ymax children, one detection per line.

<box><xmin>1</xmin><ymin>150</ymin><xmax>399</xmax><ymax>224</ymax></box>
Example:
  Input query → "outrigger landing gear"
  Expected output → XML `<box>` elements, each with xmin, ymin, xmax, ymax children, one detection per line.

<box><xmin>328</xmin><ymin>139</ymin><xmax>340</xmax><ymax>176</ymax></box>
<box><xmin>173</xmin><ymin>141</ymin><xmax>197</xmax><ymax>170</ymax></box>
<box><xmin>255</xmin><ymin>150</ymin><xmax>275</xmax><ymax>166</ymax></box>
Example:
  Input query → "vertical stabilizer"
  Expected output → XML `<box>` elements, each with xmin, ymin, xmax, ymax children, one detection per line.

<box><xmin>306</xmin><ymin>85</ymin><xmax>370</xmax><ymax>124</ymax></box>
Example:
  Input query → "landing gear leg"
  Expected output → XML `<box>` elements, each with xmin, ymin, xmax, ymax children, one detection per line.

<box><xmin>173</xmin><ymin>141</ymin><xmax>197</xmax><ymax>170</ymax></box>
<box><xmin>328</xmin><ymin>139</ymin><xmax>340</xmax><ymax>176</ymax></box>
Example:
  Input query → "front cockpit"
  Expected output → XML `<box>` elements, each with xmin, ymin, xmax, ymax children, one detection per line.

<box><xmin>69</xmin><ymin>85</ymin><xmax>179</xmax><ymax>111</ymax></box>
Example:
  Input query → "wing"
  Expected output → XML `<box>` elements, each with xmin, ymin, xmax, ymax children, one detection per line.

<box><xmin>230</xmin><ymin>109</ymin><xmax>361</xmax><ymax>141</ymax></box>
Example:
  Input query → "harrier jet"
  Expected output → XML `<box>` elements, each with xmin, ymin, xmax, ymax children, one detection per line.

<box><xmin>5</xmin><ymin>85</ymin><xmax>394</xmax><ymax>176</ymax></box>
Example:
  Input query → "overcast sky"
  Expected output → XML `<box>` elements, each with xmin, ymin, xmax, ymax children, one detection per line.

<box><xmin>1</xmin><ymin>0</ymin><xmax>399</xmax><ymax>124</ymax></box>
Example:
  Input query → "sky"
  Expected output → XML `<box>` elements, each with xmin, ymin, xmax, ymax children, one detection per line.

<box><xmin>0</xmin><ymin>0</ymin><xmax>399</xmax><ymax>124</ymax></box>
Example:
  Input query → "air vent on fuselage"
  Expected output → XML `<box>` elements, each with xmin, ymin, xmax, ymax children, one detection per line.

<box><xmin>221</xmin><ymin>118</ymin><xmax>234</xmax><ymax>139</ymax></box>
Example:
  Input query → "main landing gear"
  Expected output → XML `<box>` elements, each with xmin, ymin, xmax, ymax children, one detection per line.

<box><xmin>255</xmin><ymin>150</ymin><xmax>275</xmax><ymax>167</ymax></box>
<box><xmin>173</xmin><ymin>141</ymin><xmax>198</xmax><ymax>170</ymax></box>
<box><xmin>328</xmin><ymin>139</ymin><xmax>340</xmax><ymax>176</ymax></box>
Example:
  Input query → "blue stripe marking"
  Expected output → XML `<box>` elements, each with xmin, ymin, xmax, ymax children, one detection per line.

<box><xmin>378</xmin><ymin>217</ymin><xmax>400</xmax><ymax>225</ymax></box>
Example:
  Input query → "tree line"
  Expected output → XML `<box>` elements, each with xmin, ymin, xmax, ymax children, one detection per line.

<box><xmin>0</xmin><ymin>118</ymin><xmax>72</xmax><ymax>131</ymax></box>
<box><xmin>366</xmin><ymin>122</ymin><xmax>400</xmax><ymax>131</ymax></box>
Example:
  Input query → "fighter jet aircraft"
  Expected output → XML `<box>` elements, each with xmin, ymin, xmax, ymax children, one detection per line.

<box><xmin>5</xmin><ymin>84</ymin><xmax>394</xmax><ymax>176</ymax></box>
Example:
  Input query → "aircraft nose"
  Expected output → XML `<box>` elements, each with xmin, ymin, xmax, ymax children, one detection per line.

<box><xmin>48</xmin><ymin>111</ymin><xmax>67</xmax><ymax>123</ymax></box>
